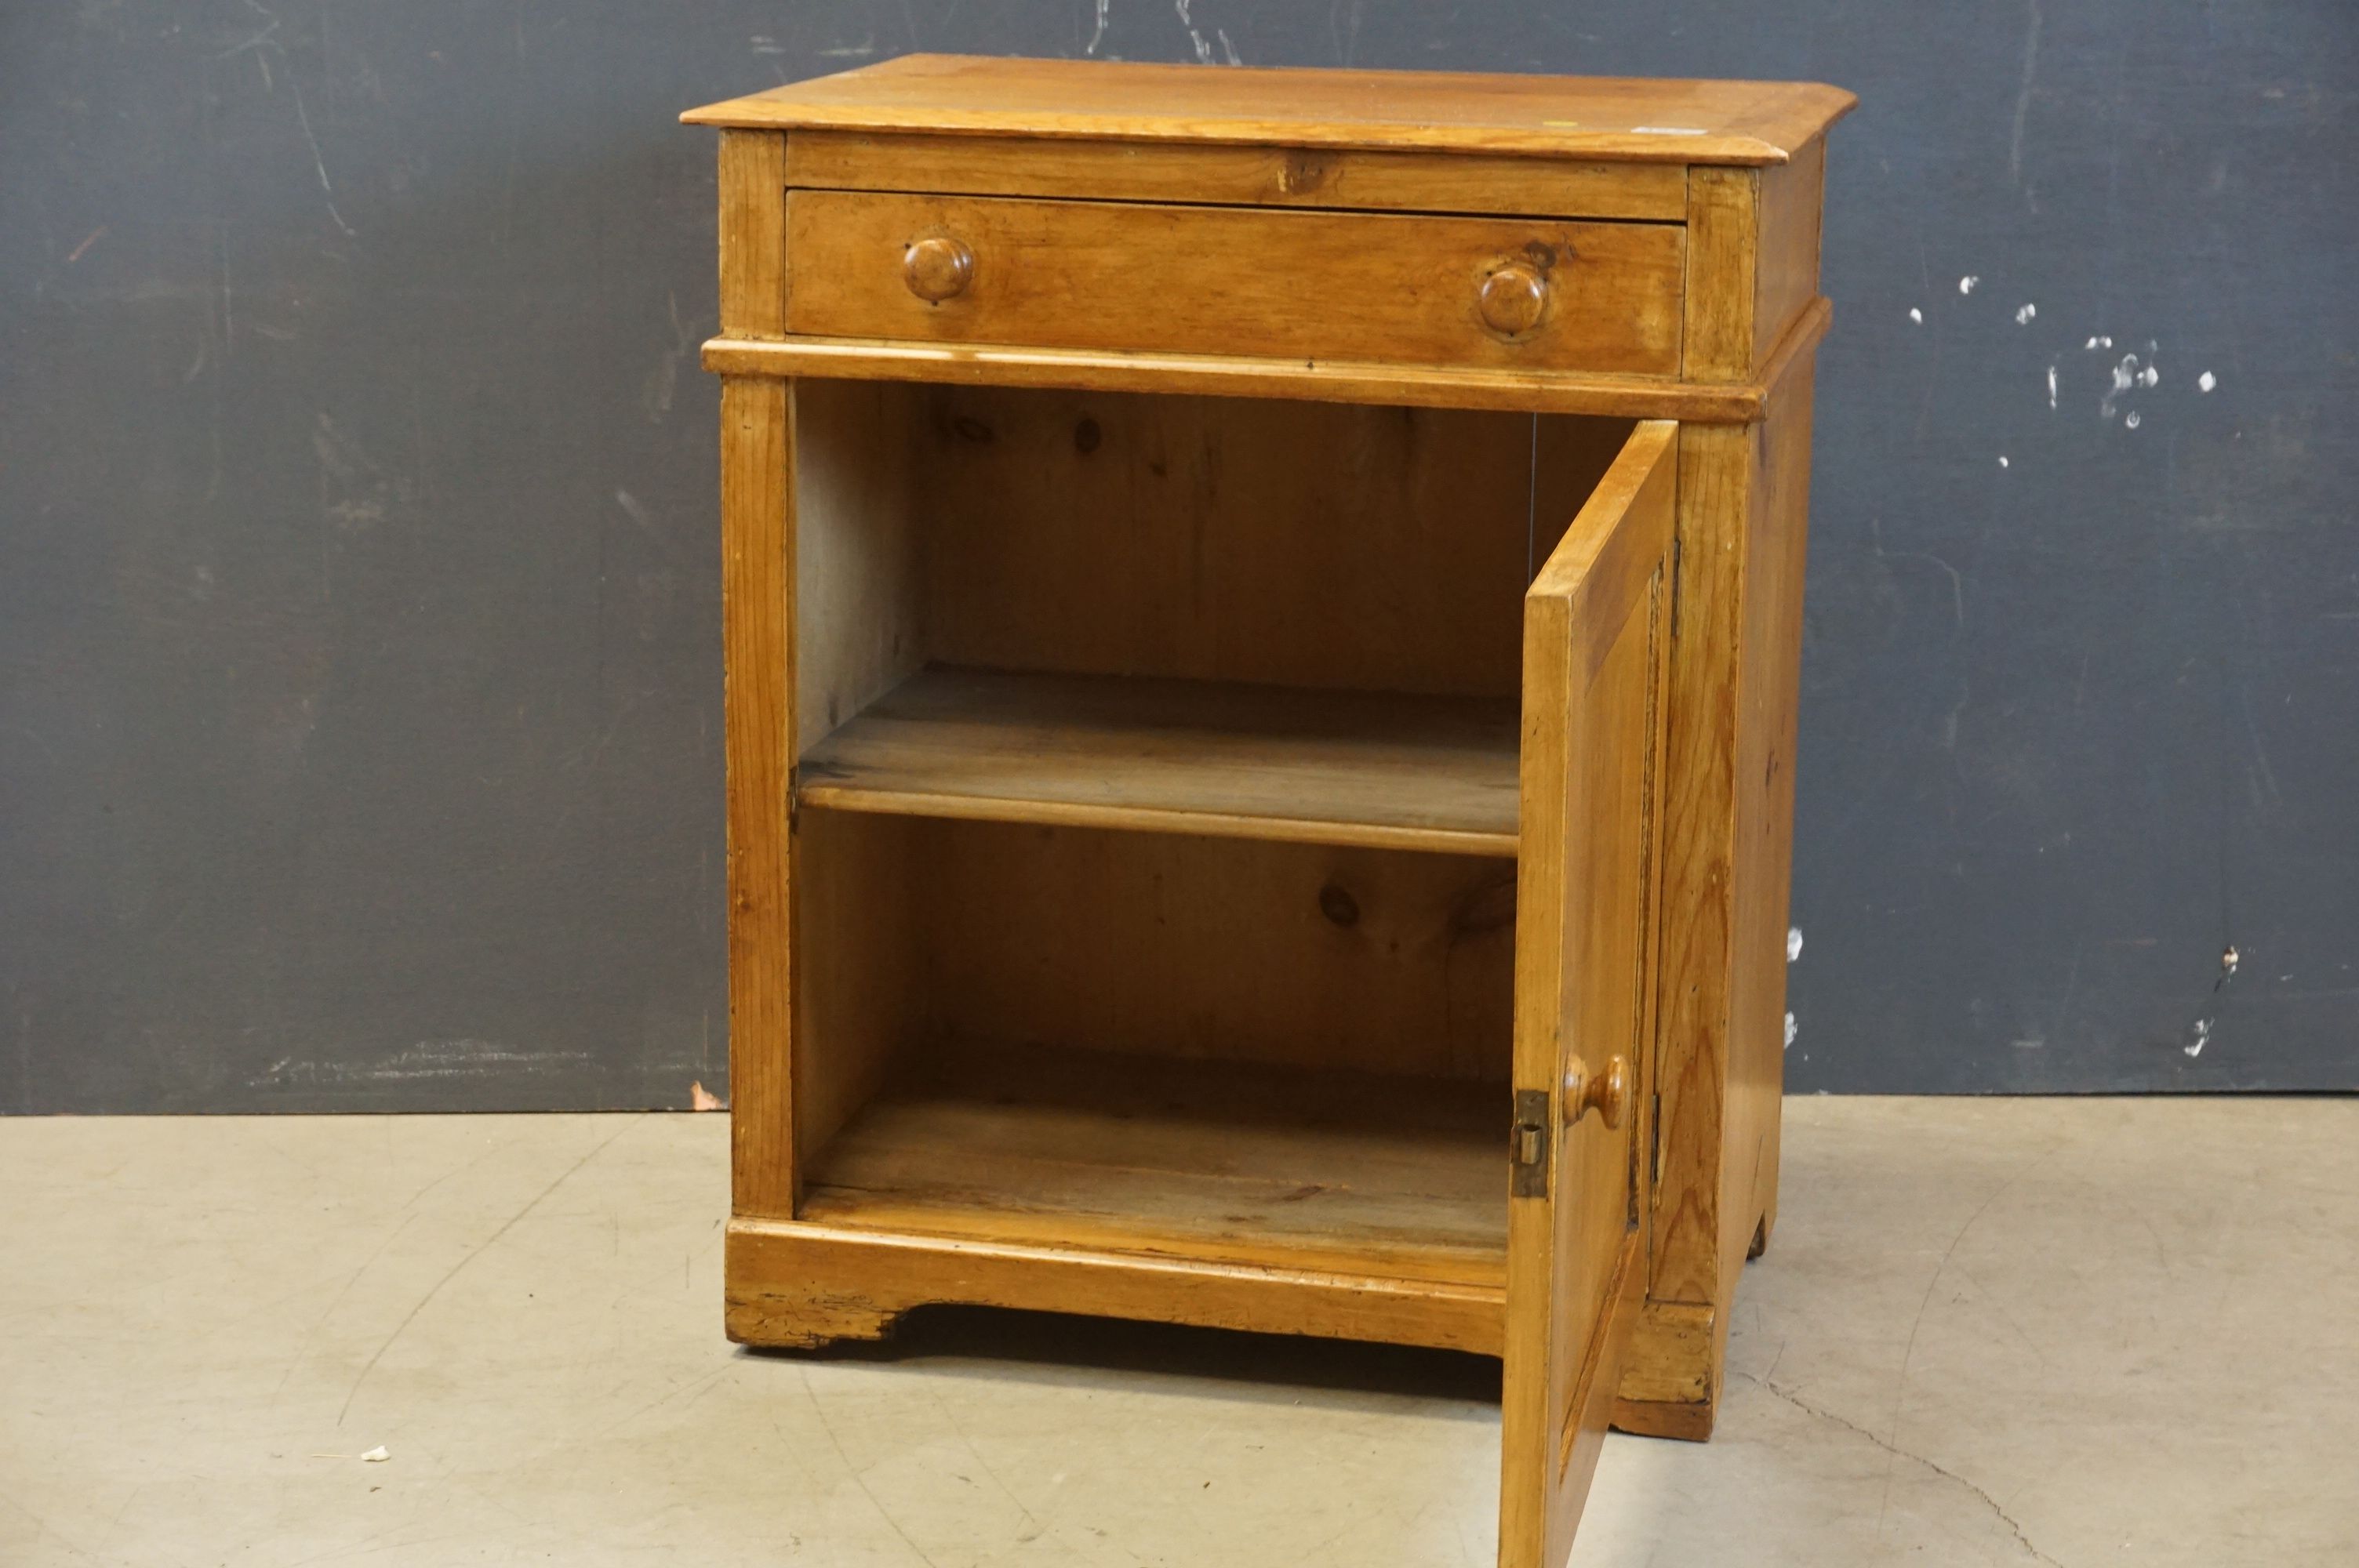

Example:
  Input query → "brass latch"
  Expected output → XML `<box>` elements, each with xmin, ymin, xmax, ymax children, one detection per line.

<box><xmin>1510</xmin><ymin>1087</ymin><xmax>1551</xmax><ymax>1197</ymax></box>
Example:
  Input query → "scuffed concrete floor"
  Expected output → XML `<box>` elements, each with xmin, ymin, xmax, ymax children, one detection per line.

<box><xmin>2</xmin><ymin>1098</ymin><xmax>2354</xmax><ymax>1566</ymax></box>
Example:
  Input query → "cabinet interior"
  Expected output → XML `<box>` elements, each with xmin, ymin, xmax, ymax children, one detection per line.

<box><xmin>787</xmin><ymin>379</ymin><xmax>1637</xmax><ymax>1284</ymax></box>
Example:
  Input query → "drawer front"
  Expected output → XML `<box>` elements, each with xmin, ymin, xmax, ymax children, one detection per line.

<box><xmin>783</xmin><ymin>190</ymin><xmax>1685</xmax><ymax>376</ymax></box>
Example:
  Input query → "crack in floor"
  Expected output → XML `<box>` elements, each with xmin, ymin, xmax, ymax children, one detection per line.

<box><xmin>1735</xmin><ymin>1371</ymin><xmax>2068</xmax><ymax>1568</ymax></box>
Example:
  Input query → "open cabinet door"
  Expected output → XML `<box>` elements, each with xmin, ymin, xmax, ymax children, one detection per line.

<box><xmin>1499</xmin><ymin>419</ymin><xmax>1678</xmax><ymax>1568</ymax></box>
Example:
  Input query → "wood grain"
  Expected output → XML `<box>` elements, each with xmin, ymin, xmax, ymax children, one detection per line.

<box><xmin>686</xmin><ymin>54</ymin><xmax>1857</xmax><ymax>167</ymax></box>
<box><xmin>719</xmin><ymin>375</ymin><xmax>794</xmax><ymax>1218</ymax></box>
<box><xmin>717</xmin><ymin>130</ymin><xmax>786</xmax><ymax>336</ymax></box>
<box><xmin>787</xmin><ymin>810</ymin><xmax>921</xmax><ymax>1179</ymax></box>
<box><xmin>1721</xmin><ymin>365</ymin><xmax>1817</xmax><ymax>1284</ymax></box>
<box><xmin>1752</xmin><ymin>137</ymin><xmax>1826</xmax><ymax>370</ymax></box>
<box><xmin>1681</xmin><ymin>165</ymin><xmax>1758</xmax><ymax>383</ymax></box>
<box><xmin>784</xmin><ymin>189</ymin><xmax>1685</xmax><ymax>376</ymax></box>
<box><xmin>799</xmin><ymin>666</ymin><xmax>1521</xmax><ymax>857</ymax></box>
<box><xmin>1500</xmin><ymin>421</ymin><xmax>1674</xmax><ymax>1568</ymax></box>
<box><xmin>914</xmin><ymin>388</ymin><xmax>1627</xmax><ymax>699</ymax></box>
<box><xmin>704</xmin><ymin>332</ymin><xmax>1775</xmax><ymax>422</ymax></box>
<box><xmin>800</xmin><ymin>1041</ymin><xmax>1507</xmax><ymax>1285</ymax></box>
<box><xmin>726</xmin><ymin>1218</ymin><xmax>1505</xmax><ymax>1355</ymax></box>
<box><xmin>920</xmin><ymin>821</ymin><xmax>1517</xmax><ymax>1083</ymax></box>
<box><xmin>783</xmin><ymin>130</ymin><xmax>1688</xmax><ymax>220</ymax></box>
<box><xmin>1647</xmin><ymin>420</ymin><xmax>1748</xmax><ymax>1307</ymax></box>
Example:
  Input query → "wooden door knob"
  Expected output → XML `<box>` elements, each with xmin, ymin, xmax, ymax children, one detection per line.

<box><xmin>903</xmin><ymin>236</ymin><xmax>974</xmax><ymax>303</ymax></box>
<box><xmin>1478</xmin><ymin>261</ymin><xmax>1550</xmax><ymax>337</ymax></box>
<box><xmin>1561</xmin><ymin>1054</ymin><xmax>1630</xmax><ymax>1131</ymax></box>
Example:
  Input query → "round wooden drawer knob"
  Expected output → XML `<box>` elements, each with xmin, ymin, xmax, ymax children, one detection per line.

<box><xmin>1561</xmin><ymin>1054</ymin><xmax>1630</xmax><ymax>1131</ymax></box>
<box><xmin>903</xmin><ymin>236</ymin><xmax>974</xmax><ymax>303</ymax></box>
<box><xmin>1478</xmin><ymin>261</ymin><xmax>1550</xmax><ymax>337</ymax></box>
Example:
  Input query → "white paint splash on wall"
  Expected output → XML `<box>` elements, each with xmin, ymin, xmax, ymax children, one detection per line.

<box><xmin>1998</xmin><ymin>456</ymin><xmax>2011</xmax><ymax>468</ymax></box>
<box><xmin>1958</xmin><ymin>275</ymin><xmax>1979</xmax><ymax>295</ymax></box>
<box><xmin>2198</xmin><ymin>370</ymin><xmax>2218</xmax><ymax>393</ymax></box>
<box><xmin>1784</xmin><ymin>1012</ymin><xmax>1798</xmax><ymax>1050</ymax></box>
<box><xmin>2047</xmin><ymin>365</ymin><xmax>2059</xmax><ymax>408</ymax></box>
<box><xmin>1787</xmin><ymin>927</ymin><xmax>1804</xmax><ymax>962</ymax></box>
<box><xmin>2185</xmin><ymin>1018</ymin><xmax>2211</xmax><ymax>1058</ymax></box>
<box><xmin>2125</xmin><ymin>411</ymin><xmax>2142</xmax><ymax>429</ymax></box>
<box><xmin>2101</xmin><ymin>354</ymin><xmax>2143</xmax><ymax>420</ymax></box>
<box><xmin>2085</xmin><ymin>336</ymin><xmax>2113</xmax><ymax>350</ymax></box>
<box><xmin>1908</xmin><ymin>307</ymin><xmax>1924</xmax><ymax>324</ymax></box>
<box><xmin>2015</xmin><ymin>303</ymin><xmax>2037</xmax><ymax>324</ymax></box>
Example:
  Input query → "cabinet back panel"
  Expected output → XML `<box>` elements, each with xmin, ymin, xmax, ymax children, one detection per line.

<box><xmin>918</xmin><ymin>818</ymin><xmax>1516</xmax><ymax>1081</ymax></box>
<box><xmin>916</xmin><ymin>388</ymin><xmax>1630</xmax><ymax>699</ymax></box>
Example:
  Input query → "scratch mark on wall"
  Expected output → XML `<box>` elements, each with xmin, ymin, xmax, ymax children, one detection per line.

<box><xmin>2183</xmin><ymin>946</ymin><xmax>2241</xmax><ymax>1058</ymax></box>
<box><xmin>1176</xmin><ymin>0</ymin><xmax>1214</xmax><ymax>63</ymax></box>
<box><xmin>2007</xmin><ymin>0</ymin><xmax>2042</xmax><ymax>185</ymax></box>
<box><xmin>641</xmin><ymin>292</ymin><xmax>691</xmax><ymax>423</ymax></box>
<box><xmin>250</xmin><ymin>1040</ymin><xmax>594</xmax><ymax>1089</ymax></box>
<box><xmin>1085</xmin><ymin>0</ymin><xmax>1110</xmax><ymax>55</ymax></box>
<box><xmin>613</xmin><ymin>488</ymin><xmax>673</xmax><ymax>553</ymax></box>
<box><xmin>289</xmin><ymin>80</ymin><xmax>356</xmax><ymax>237</ymax></box>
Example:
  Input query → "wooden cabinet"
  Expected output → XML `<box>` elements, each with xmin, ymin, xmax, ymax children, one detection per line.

<box><xmin>688</xmin><ymin>55</ymin><xmax>1851</xmax><ymax>1566</ymax></box>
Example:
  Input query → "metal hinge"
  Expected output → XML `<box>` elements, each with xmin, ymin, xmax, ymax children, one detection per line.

<box><xmin>1510</xmin><ymin>1087</ymin><xmax>1552</xmax><ymax>1197</ymax></box>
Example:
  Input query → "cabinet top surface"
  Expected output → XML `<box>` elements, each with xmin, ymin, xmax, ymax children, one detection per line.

<box><xmin>682</xmin><ymin>53</ymin><xmax>1854</xmax><ymax>165</ymax></box>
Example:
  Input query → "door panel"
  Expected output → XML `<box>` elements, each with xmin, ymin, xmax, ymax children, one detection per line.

<box><xmin>1499</xmin><ymin>419</ymin><xmax>1677</xmax><ymax>1568</ymax></box>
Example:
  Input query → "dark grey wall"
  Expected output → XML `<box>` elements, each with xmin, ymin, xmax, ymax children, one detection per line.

<box><xmin>2</xmin><ymin>2</ymin><xmax>2352</xmax><ymax>1111</ymax></box>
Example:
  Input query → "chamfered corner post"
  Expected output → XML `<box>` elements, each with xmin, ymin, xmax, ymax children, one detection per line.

<box><xmin>716</xmin><ymin>126</ymin><xmax>795</xmax><ymax>1223</ymax></box>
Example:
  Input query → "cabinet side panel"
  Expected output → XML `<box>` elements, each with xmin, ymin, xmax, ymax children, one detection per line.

<box><xmin>1680</xmin><ymin>167</ymin><xmax>1758</xmax><ymax>383</ymax></box>
<box><xmin>718</xmin><ymin>130</ymin><xmax>787</xmax><ymax>337</ymax></box>
<box><xmin>1722</xmin><ymin>365</ymin><xmax>1816</xmax><ymax>1276</ymax></box>
<box><xmin>791</xmin><ymin>379</ymin><xmax>929</xmax><ymax>754</ymax></box>
<box><xmin>1647</xmin><ymin>423</ymin><xmax>1748</xmax><ymax>1306</ymax></box>
<box><xmin>1753</xmin><ymin>140</ymin><xmax>1826</xmax><ymax>369</ymax></box>
<box><xmin>722</xmin><ymin>376</ymin><xmax>794</xmax><ymax>1218</ymax></box>
<box><xmin>791</xmin><ymin>812</ymin><xmax>927</xmax><ymax>1164</ymax></box>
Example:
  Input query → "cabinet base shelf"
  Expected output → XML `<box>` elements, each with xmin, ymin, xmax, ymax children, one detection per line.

<box><xmin>740</xmin><ymin>1042</ymin><xmax>1512</xmax><ymax>1356</ymax></box>
<box><xmin>725</xmin><ymin>1218</ymin><xmax>1507</xmax><ymax>1356</ymax></box>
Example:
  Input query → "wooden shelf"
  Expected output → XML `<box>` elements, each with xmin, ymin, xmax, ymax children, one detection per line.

<box><xmin>798</xmin><ymin>666</ymin><xmax>1521</xmax><ymax>856</ymax></box>
<box><xmin>799</xmin><ymin>1043</ymin><xmax>1510</xmax><ymax>1290</ymax></box>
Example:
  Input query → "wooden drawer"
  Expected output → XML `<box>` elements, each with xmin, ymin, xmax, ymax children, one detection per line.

<box><xmin>782</xmin><ymin>189</ymin><xmax>1685</xmax><ymax>375</ymax></box>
